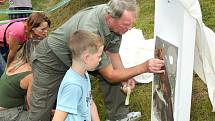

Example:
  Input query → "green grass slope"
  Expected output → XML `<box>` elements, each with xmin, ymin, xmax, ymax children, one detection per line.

<box><xmin>1</xmin><ymin>0</ymin><xmax>215</xmax><ymax>121</ymax></box>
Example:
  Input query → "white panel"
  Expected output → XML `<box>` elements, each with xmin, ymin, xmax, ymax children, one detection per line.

<box><xmin>152</xmin><ymin>0</ymin><xmax>196</xmax><ymax>121</ymax></box>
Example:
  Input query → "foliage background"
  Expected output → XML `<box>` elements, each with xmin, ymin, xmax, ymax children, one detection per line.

<box><xmin>1</xmin><ymin>0</ymin><xmax>215</xmax><ymax>120</ymax></box>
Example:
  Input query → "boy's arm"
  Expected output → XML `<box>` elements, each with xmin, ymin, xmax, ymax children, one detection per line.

<box><xmin>52</xmin><ymin>109</ymin><xmax>78</xmax><ymax>121</ymax></box>
<box><xmin>91</xmin><ymin>100</ymin><xmax>100</xmax><ymax>121</ymax></box>
<box><xmin>52</xmin><ymin>110</ymin><xmax>68</xmax><ymax>121</ymax></box>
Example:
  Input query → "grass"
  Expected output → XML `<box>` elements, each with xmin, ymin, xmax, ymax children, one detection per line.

<box><xmin>0</xmin><ymin>1</ymin><xmax>8</xmax><ymax>20</ymax></box>
<box><xmin>1</xmin><ymin>0</ymin><xmax>215</xmax><ymax>120</ymax></box>
<box><xmin>191</xmin><ymin>75</ymin><xmax>215</xmax><ymax>121</ymax></box>
<box><xmin>93</xmin><ymin>0</ymin><xmax>215</xmax><ymax>120</ymax></box>
<box><xmin>31</xmin><ymin>0</ymin><xmax>59</xmax><ymax>11</ymax></box>
<box><xmin>135</xmin><ymin>0</ymin><xmax>155</xmax><ymax>39</ymax></box>
<box><xmin>0</xmin><ymin>0</ymin><xmax>61</xmax><ymax>21</ymax></box>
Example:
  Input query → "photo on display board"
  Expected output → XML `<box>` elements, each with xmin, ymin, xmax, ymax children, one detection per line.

<box><xmin>152</xmin><ymin>36</ymin><xmax>178</xmax><ymax>121</ymax></box>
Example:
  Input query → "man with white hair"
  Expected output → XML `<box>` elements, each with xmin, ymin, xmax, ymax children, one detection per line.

<box><xmin>28</xmin><ymin>0</ymin><xmax>164</xmax><ymax>121</ymax></box>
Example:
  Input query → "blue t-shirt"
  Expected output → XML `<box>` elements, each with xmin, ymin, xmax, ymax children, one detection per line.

<box><xmin>56</xmin><ymin>68</ymin><xmax>92</xmax><ymax>121</ymax></box>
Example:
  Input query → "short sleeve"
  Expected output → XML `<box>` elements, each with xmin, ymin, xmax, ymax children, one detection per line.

<box><xmin>8</xmin><ymin>22</ymin><xmax>26</xmax><ymax>43</ymax></box>
<box><xmin>56</xmin><ymin>84</ymin><xmax>82</xmax><ymax>114</ymax></box>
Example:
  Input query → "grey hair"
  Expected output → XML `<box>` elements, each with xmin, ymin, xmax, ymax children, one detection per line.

<box><xmin>107</xmin><ymin>0</ymin><xmax>138</xmax><ymax>19</ymax></box>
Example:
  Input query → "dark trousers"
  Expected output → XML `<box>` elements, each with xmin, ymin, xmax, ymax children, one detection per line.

<box><xmin>28</xmin><ymin>39</ymin><xmax>68</xmax><ymax>121</ymax></box>
<box><xmin>90</xmin><ymin>71</ymin><xmax>129</xmax><ymax>120</ymax></box>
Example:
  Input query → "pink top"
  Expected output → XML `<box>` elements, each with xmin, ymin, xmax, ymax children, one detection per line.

<box><xmin>0</xmin><ymin>22</ymin><xmax>28</xmax><ymax>47</ymax></box>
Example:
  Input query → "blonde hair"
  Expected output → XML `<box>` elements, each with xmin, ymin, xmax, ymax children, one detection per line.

<box><xmin>11</xmin><ymin>39</ymin><xmax>40</xmax><ymax>70</ymax></box>
<box><xmin>69</xmin><ymin>30</ymin><xmax>103</xmax><ymax>60</ymax></box>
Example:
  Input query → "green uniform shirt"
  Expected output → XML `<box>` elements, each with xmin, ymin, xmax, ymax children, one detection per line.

<box><xmin>47</xmin><ymin>4</ymin><xmax>122</xmax><ymax>69</ymax></box>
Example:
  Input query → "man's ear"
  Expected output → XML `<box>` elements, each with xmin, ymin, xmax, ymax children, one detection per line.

<box><xmin>106</xmin><ymin>13</ymin><xmax>112</xmax><ymax>18</ymax></box>
<box><xmin>106</xmin><ymin>14</ymin><xmax>114</xmax><ymax>28</ymax></box>
<box><xmin>107</xmin><ymin>14</ymin><xmax>114</xmax><ymax>21</ymax></box>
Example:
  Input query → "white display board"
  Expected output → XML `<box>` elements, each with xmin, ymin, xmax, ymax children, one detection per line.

<box><xmin>151</xmin><ymin>0</ymin><xmax>196</xmax><ymax>121</ymax></box>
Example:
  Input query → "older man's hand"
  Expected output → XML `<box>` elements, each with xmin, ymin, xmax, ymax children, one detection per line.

<box><xmin>145</xmin><ymin>58</ymin><xmax>165</xmax><ymax>73</ymax></box>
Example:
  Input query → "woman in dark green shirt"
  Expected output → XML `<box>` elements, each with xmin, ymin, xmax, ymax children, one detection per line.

<box><xmin>0</xmin><ymin>39</ymin><xmax>40</xmax><ymax>121</ymax></box>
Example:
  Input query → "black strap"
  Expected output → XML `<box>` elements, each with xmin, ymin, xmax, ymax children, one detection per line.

<box><xmin>3</xmin><ymin>22</ymin><xmax>16</xmax><ymax>51</ymax></box>
<box><xmin>17</xmin><ymin>44</ymin><xmax>24</xmax><ymax>52</ymax></box>
<box><xmin>3</xmin><ymin>22</ymin><xmax>24</xmax><ymax>51</ymax></box>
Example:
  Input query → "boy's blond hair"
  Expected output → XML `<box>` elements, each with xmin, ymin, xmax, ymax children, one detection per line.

<box><xmin>69</xmin><ymin>30</ymin><xmax>103</xmax><ymax>60</ymax></box>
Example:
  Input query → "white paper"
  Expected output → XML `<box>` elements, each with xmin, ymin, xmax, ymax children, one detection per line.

<box><xmin>120</xmin><ymin>28</ymin><xmax>154</xmax><ymax>83</ymax></box>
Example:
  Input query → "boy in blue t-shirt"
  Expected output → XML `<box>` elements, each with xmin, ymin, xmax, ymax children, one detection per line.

<box><xmin>52</xmin><ymin>30</ymin><xmax>104</xmax><ymax>121</ymax></box>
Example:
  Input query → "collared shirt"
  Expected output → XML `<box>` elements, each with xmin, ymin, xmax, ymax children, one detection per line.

<box><xmin>47</xmin><ymin>4</ymin><xmax>122</xmax><ymax>70</ymax></box>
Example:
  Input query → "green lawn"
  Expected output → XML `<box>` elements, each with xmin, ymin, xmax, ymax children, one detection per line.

<box><xmin>93</xmin><ymin>0</ymin><xmax>215</xmax><ymax>120</ymax></box>
<box><xmin>1</xmin><ymin>0</ymin><xmax>215</xmax><ymax>121</ymax></box>
<box><xmin>0</xmin><ymin>1</ymin><xmax>8</xmax><ymax>20</ymax></box>
<box><xmin>0</xmin><ymin>0</ymin><xmax>59</xmax><ymax>21</ymax></box>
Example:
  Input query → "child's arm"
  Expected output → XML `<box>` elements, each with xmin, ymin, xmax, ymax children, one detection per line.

<box><xmin>91</xmin><ymin>100</ymin><xmax>100</xmax><ymax>121</ymax></box>
<box><xmin>52</xmin><ymin>110</ymin><xmax>68</xmax><ymax>121</ymax></box>
<box><xmin>52</xmin><ymin>109</ymin><xmax>78</xmax><ymax>121</ymax></box>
